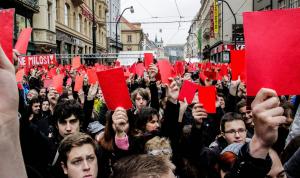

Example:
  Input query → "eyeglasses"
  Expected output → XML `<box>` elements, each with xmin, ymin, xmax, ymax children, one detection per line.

<box><xmin>224</xmin><ymin>128</ymin><xmax>247</xmax><ymax>135</ymax></box>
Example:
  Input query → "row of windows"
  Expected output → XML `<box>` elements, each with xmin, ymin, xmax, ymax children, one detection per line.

<box><xmin>278</xmin><ymin>0</ymin><xmax>300</xmax><ymax>9</ymax></box>
<box><xmin>57</xmin><ymin>2</ymin><xmax>106</xmax><ymax>45</ymax></box>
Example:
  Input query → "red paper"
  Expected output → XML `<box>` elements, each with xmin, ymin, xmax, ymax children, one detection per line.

<box><xmin>0</xmin><ymin>9</ymin><xmax>14</xmax><ymax>63</ymax></box>
<box><xmin>244</xmin><ymin>9</ymin><xmax>300</xmax><ymax>96</ymax></box>
<box><xmin>188</xmin><ymin>63</ymin><xmax>197</xmax><ymax>72</ymax></box>
<box><xmin>175</xmin><ymin>61</ymin><xmax>185</xmax><ymax>76</ymax></box>
<box><xmin>230</xmin><ymin>50</ymin><xmax>245</xmax><ymax>81</ymax></box>
<box><xmin>16</xmin><ymin>69</ymin><xmax>25</xmax><ymax>83</ymax></box>
<box><xmin>74</xmin><ymin>75</ymin><xmax>84</xmax><ymax>92</ymax></box>
<box><xmin>53</xmin><ymin>74</ymin><xmax>64</xmax><ymax>94</ymax></box>
<box><xmin>198</xmin><ymin>86</ymin><xmax>216</xmax><ymax>113</ymax></box>
<box><xmin>96</xmin><ymin>68</ymin><xmax>132</xmax><ymax>110</ymax></box>
<box><xmin>158</xmin><ymin>60</ymin><xmax>173</xmax><ymax>84</ymax></box>
<box><xmin>72</xmin><ymin>56</ymin><xmax>81</xmax><ymax>69</ymax></box>
<box><xmin>136</xmin><ymin>63</ymin><xmax>145</xmax><ymax>77</ymax></box>
<box><xmin>178</xmin><ymin>80</ymin><xmax>199</xmax><ymax>104</ymax></box>
<box><xmin>204</xmin><ymin>71</ymin><xmax>217</xmax><ymax>80</ymax></box>
<box><xmin>44</xmin><ymin>79</ymin><xmax>53</xmax><ymax>88</ymax></box>
<box><xmin>144</xmin><ymin>53</ymin><xmax>153</xmax><ymax>69</ymax></box>
<box><xmin>87</xmin><ymin>68</ymin><xmax>98</xmax><ymax>84</ymax></box>
<box><xmin>14</xmin><ymin>28</ymin><xmax>32</xmax><ymax>54</ymax></box>
<box><xmin>199</xmin><ymin>72</ymin><xmax>208</xmax><ymax>82</ymax></box>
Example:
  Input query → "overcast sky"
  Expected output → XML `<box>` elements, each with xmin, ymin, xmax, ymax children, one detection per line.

<box><xmin>120</xmin><ymin>0</ymin><xmax>201</xmax><ymax>45</ymax></box>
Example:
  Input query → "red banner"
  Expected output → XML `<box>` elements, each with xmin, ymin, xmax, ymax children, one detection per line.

<box><xmin>18</xmin><ymin>54</ymin><xmax>57</xmax><ymax>67</ymax></box>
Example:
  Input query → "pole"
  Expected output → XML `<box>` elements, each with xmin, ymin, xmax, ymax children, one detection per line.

<box><xmin>116</xmin><ymin>7</ymin><xmax>133</xmax><ymax>53</ymax></box>
<box><xmin>92</xmin><ymin>0</ymin><xmax>96</xmax><ymax>53</ymax></box>
<box><xmin>221</xmin><ymin>0</ymin><xmax>237</xmax><ymax>49</ymax></box>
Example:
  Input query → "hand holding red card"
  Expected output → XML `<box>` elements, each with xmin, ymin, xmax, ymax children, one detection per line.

<box><xmin>96</xmin><ymin>68</ymin><xmax>132</xmax><ymax>110</ymax></box>
<box><xmin>198</xmin><ymin>86</ymin><xmax>216</xmax><ymax>113</ymax></box>
<box><xmin>178</xmin><ymin>80</ymin><xmax>198</xmax><ymax>104</ymax></box>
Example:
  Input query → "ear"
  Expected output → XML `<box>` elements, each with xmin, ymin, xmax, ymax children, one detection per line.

<box><xmin>61</xmin><ymin>161</ymin><xmax>68</xmax><ymax>175</ymax></box>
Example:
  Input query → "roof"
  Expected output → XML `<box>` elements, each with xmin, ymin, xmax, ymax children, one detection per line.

<box><xmin>120</xmin><ymin>17</ymin><xmax>142</xmax><ymax>31</ymax></box>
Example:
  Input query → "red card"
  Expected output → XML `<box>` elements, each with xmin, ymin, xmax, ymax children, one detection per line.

<box><xmin>144</xmin><ymin>53</ymin><xmax>153</xmax><ymax>69</ymax></box>
<box><xmin>158</xmin><ymin>60</ymin><xmax>172</xmax><ymax>84</ymax></box>
<box><xmin>188</xmin><ymin>63</ymin><xmax>197</xmax><ymax>72</ymax></box>
<box><xmin>53</xmin><ymin>74</ymin><xmax>64</xmax><ymax>94</ymax></box>
<box><xmin>74</xmin><ymin>75</ymin><xmax>84</xmax><ymax>92</ymax></box>
<box><xmin>0</xmin><ymin>9</ymin><xmax>14</xmax><ymax>63</ymax></box>
<box><xmin>136</xmin><ymin>63</ymin><xmax>145</xmax><ymax>77</ymax></box>
<box><xmin>204</xmin><ymin>71</ymin><xmax>217</xmax><ymax>80</ymax></box>
<box><xmin>87</xmin><ymin>68</ymin><xmax>98</xmax><ymax>84</ymax></box>
<box><xmin>72</xmin><ymin>56</ymin><xmax>81</xmax><ymax>69</ymax></box>
<box><xmin>219</xmin><ymin>64</ymin><xmax>228</xmax><ymax>77</ymax></box>
<box><xmin>199</xmin><ymin>72</ymin><xmax>208</xmax><ymax>82</ymax></box>
<box><xmin>198</xmin><ymin>86</ymin><xmax>216</xmax><ymax>113</ymax></box>
<box><xmin>129</xmin><ymin>63</ymin><xmax>136</xmax><ymax>74</ymax></box>
<box><xmin>14</xmin><ymin>28</ymin><xmax>32</xmax><ymax>54</ymax></box>
<box><xmin>96</xmin><ymin>68</ymin><xmax>132</xmax><ymax>110</ymax></box>
<box><xmin>178</xmin><ymin>80</ymin><xmax>199</xmax><ymax>104</ymax></box>
<box><xmin>175</xmin><ymin>61</ymin><xmax>185</xmax><ymax>76</ymax></box>
<box><xmin>244</xmin><ymin>9</ymin><xmax>300</xmax><ymax>96</ymax></box>
<box><xmin>16</xmin><ymin>69</ymin><xmax>25</xmax><ymax>83</ymax></box>
<box><xmin>230</xmin><ymin>50</ymin><xmax>245</xmax><ymax>81</ymax></box>
<box><xmin>44</xmin><ymin>79</ymin><xmax>53</xmax><ymax>88</ymax></box>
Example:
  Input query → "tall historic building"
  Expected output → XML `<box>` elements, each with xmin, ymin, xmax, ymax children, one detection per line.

<box><xmin>106</xmin><ymin>0</ymin><xmax>121</xmax><ymax>52</ymax></box>
<box><xmin>56</xmin><ymin>0</ymin><xmax>108</xmax><ymax>63</ymax></box>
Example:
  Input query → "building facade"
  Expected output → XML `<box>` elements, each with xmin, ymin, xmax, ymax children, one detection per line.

<box><xmin>253</xmin><ymin>0</ymin><xmax>300</xmax><ymax>10</ymax></box>
<box><xmin>120</xmin><ymin>17</ymin><xmax>143</xmax><ymax>51</ymax></box>
<box><xmin>56</xmin><ymin>0</ymin><xmax>108</xmax><ymax>64</ymax></box>
<box><xmin>106</xmin><ymin>0</ymin><xmax>121</xmax><ymax>52</ymax></box>
<box><xmin>164</xmin><ymin>44</ymin><xmax>184</xmax><ymax>63</ymax></box>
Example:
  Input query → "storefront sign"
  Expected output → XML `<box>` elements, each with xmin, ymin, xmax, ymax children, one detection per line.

<box><xmin>214</xmin><ymin>0</ymin><xmax>219</xmax><ymax>34</ymax></box>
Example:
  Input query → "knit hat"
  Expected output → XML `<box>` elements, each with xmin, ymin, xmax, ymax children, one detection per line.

<box><xmin>87</xmin><ymin>121</ymin><xmax>105</xmax><ymax>135</ymax></box>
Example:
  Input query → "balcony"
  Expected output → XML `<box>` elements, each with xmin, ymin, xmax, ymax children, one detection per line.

<box><xmin>15</xmin><ymin>0</ymin><xmax>39</xmax><ymax>12</ymax></box>
<box><xmin>71</xmin><ymin>0</ymin><xmax>84</xmax><ymax>7</ymax></box>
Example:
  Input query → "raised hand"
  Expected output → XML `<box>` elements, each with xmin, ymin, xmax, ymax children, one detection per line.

<box><xmin>87</xmin><ymin>82</ymin><xmax>99</xmax><ymax>101</ymax></box>
<box><xmin>112</xmin><ymin>107</ymin><xmax>129</xmax><ymax>136</ymax></box>
<box><xmin>192</xmin><ymin>103</ymin><xmax>208</xmax><ymax>127</ymax></box>
<box><xmin>250</xmin><ymin>88</ymin><xmax>286</xmax><ymax>159</ymax></box>
<box><xmin>148</xmin><ymin>63</ymin><xmax>158</xmax><ymax>80</ymax></box>
<box><xmin>166</xmin><ymin>78</ymin><xmax>179</xmax><ymax>104</ymax></box>
<box><xmin>0</xmin><ymin>45</ymin><xmax>27</xmax><ymax>178</ymax></box>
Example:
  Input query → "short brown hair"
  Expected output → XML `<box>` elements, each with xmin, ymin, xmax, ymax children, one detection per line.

<box><xmin>58</xmin><ymin>132</ymin><xmax>97</xmax><ymax>165</ymax></box>
<box><xmin>131</xmin><ymin>88</ymin><xmax>150</xmax><ymax>102</ymax></box>
<box><xmin>110</xmin><ymin>154</ymin><xmax>175</xmax><ymax>178</ymax></box>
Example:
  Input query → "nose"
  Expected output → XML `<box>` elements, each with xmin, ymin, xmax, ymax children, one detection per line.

<box><xmin>82</xmin><ymin>160</ymin><xmax>90</xmax><ymax>171</ymax></box>
<box><xmin>235</xmin><ymin>132</ymin><xmax>241</xmax><ymax>138</ymax></box>
<box><xmin>66</xmin><ymin>123</ymin><xmax>72</xmax><ymax>132</ymax></box>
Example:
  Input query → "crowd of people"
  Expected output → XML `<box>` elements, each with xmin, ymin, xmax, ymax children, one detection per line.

<box><xmin>1</xmin><ymin>43</ymin><xmax>300</xmax><ymax>178</ymax></box>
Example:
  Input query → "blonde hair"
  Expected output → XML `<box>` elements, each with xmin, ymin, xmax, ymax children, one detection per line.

<box><xmin>145</xmin><ymin>136</ymin><xmax>172</xmax><ymax>159</ymax></box>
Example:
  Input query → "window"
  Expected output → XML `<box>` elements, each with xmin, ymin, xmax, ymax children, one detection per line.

<box><xmin>289</xmin><ymin>0</ymin><xmax>299</xmax><ymax>8</ymax></box>
<box><xmin>48</xmin><ymin>2</ymin><xmax>52</xmax><ymax>29</ymax></box>
<box><xmin>73</xmin><ymin>12</ymin><xmax>76</xmax><ymax>29</ymax></box>
<box><xmin>127</xmin><ymin>35</ymin><xmax>132</xmax><ymax>43</ymax></box>
<box><xmin>99</xmin><ymin>5</ymin><xmax>102</xmax><ymax>18</ymax></box>
<box><xmin>84</xmin><ymin>19</ymin><xmax>87</xmax><ymax>35</ymax></box>
<box><xmin>278</xmin><ymin>0</ymin><xmax>287</xmax><ymax>9</ymax></box>
<box><xmin>76</xmin><ymin>14</ymin><xmax>81</xmax><ymax>32</ymax></box>
<box><xmin>64</xmin><ymin>3</ymin><xmax>70</xmax><ymax>26</ymax></box>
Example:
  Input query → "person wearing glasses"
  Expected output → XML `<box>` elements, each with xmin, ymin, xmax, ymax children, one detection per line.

<box><xmin>209</xmin><ymin>112</ymin><xmax>249</xmax><ymax>155</ymax></box>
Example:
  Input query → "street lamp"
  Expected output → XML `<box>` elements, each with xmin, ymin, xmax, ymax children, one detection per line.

<box><xmin>92</xmin><ymin>0</ymin><xmax>96</xmax><ymax>53</ymax></box>
<box><xmin>218</xmin><ymin>0</ymin><xmax>237</xmax><ymax>49</ymax></box>
<box><xmin>115</xmin><ymin>6</ymin><xmax>134</xmax><ymax>53</ymax></box>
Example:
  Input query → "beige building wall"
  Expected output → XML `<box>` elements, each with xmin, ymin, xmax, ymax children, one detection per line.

<box><xmin>56</xmin><ymin>0</ymin><xmax>108</xmax><ymax>57</ymax></box>
<box><xmin>120</xmin><ymin>17</ymin><xmax>143</xmax><ymax>51</ymax></box>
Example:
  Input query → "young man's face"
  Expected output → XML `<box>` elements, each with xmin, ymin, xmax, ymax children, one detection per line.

<box><xmin>62</xmin><ymin>144</ymin><xmax>98</xmax><ymax>178</ymax></box>
<box><xmin>223</xmin><ymin>120</ymin><xmax>247</xmax><ymax>144</ymax></box>
<box><xmin>135</xmin><ymin>93</ymin><xmax>147</xmax><ymax>111</ymax></box>
<box><xmin>57</xmin><ymin>114</ymin><xmax>80</xmax><ymax>137</ymax></box>
<box><xmin>239</xmin><ymin>106</ymin><xmax>253</xmax><ymax>125</ymax></box>
<box><xmin>39</xmin><ymin>88</ymin><xmax>47</xmax><ymax>98</ymax></box>
<box><xmin>32</xmin><ymin>103</ymin><xmax>40</xmax><ymax>115</ymax></box>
